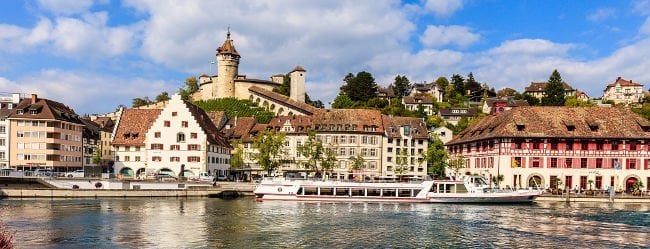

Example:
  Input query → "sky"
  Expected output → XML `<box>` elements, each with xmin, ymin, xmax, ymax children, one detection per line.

<box><xmin>2</xmin><ymin>0</ymin><xmax>650</xmax><ymax>115</ymax></box>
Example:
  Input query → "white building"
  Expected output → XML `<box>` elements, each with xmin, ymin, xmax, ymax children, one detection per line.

<box><xmin>0</xmin><ymin>93</ymin><xmax>24</xmax><ymax>168</ymax></box>
<box><xmin>402</xmin><ymin>96</ymin><xmax>435</xmax><ymax>116</ymax></box>
<box><xmin>429</xmin><ymin>126</ymin><xmax>453</xmax><ymax>144</ymax></box>
<box><xmin>602</xmin><ymin>77</ymin><xmax>644</xmax><ymax>105</ymax></box>
<box><xmin>112</xmin><ymin>94</ymin><xmax>231</xmax><ymax>178</ymax></box>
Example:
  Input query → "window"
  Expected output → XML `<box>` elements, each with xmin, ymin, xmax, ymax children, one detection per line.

<box><xmin>370</xmin><ymin>149</ymin><xmax>376</xmax><ymax>157</ymax></box>
<box><xmin>154</xmin><ymin>132</ymin><xmax>161</xmax><ymax>138</ymax></box>
<box><xmin>0</xmin><ymin>126</ymin><xmax>4</xmax><ymax>134</ymax></box>
<box><xmin>387</xmin><ymin>157</ymin><xmax>392</xmax><ymax>162</ymax></box>
<box><xmin>550</xmin><ymin>158</ymin><xmax>558</xmax><ymax>168</ymax></box>
<box><xmin>124</xmin><ymin>156</ymin><xmax>130</xmax><ymax>162</ymax></box>
<box><xmin>362</xmin><ymin>136</ymin><xmax>368</xmax><ymax>144</ymax></box>
<box><xmin>388</xmin><ymin>138</ymin><xmax>393</xmax><ymax>144</ymax></box>
<box><xmin>566</xmin><ymin>158</ymin><xmax>573</xmax><ymax>168</ymax></box>
<box><xmin>340</xmin><ymin>136</ymin><xmax>346</xmax><ymax>144</ymax></box>
<box><xmin>581</xmin><ymin>158</ymin><xmax>587</xmax><ymax>168</ymax></box>
<box><xmin>172</xmin><ymin>112</ymin><xmax>177</xmax><ymax>116</ymax></box>
<box><xmin>349</xmin><ymin>148</ymin><xmax>355</xmax><ymax>156</ymax></box>
<box><xmin>581</xmin><ymin>141</ymin><xmax>588</xmax><ymax>150</ymax></box>
<box><xmin>596</xmin><ymin>141</ymin><xmax>604</xmax><ymax>150</ymax></box>
<box><xmin>164</xmin><ymin>121</ymin><xmax>170</xmax><ymax>127</ymax></box>
<box><xmin>170</xmin><ymin>145</ymin><xmax>180</xmax><ymax>150</ymax></box>
<box><xmin>181</xmin><ymin>121</ymin><xmax>188</xmax><ymax>128</ymax></box>
<box><xmin>611</xmin><ymin>141</ymin><xmax>619</xmax><ymax>151</ymax></box>
<box><xmin>150</xmin><ymin>143</ymin><xmax>163</xmax><ymax>150</ymax></box>
<box><xmin>170</xmin><ymin>157</ymin><xmax>180</xmax><ymax>162</ymax></box>
<box><xmin>629</xmin><ymin>159</ymin><xmax>637</xmax><ymax>169</ymax></box>
<box><xmin>362</xmin><ymin>148</ymin><xmax>368</xmax><ymax>156</ymax></box>
<box><xmin>187</xmin><ymin>156</ymin><xmax>200</xmax><ymax>162</ymax></box>
<box><xmin>566</xmin><ymin>141</ymin><xmax>573</xmax><ymax>151</ymax></box>
<box><xmin>350</xmin><ymin>136</ymin><xmax>356</xmax><ymax>144</ymax></box>
<box><xmin>135</xmin><ymin>156</ymin><xmax>141</xmax><ymax>162</ymax></box>
<box><xmin>339</xmin><ymin>148</ymin><xmax>346</xmax><ymax>156</ymax></box>
<box><xmin>550</xmin><ymin>140</ymin><xmax>558</xmax><ymax>150</ymax></box>
<box><xmin>188</xmin><ymin>144</ymin><xmax>200</xmax><ymax>150</ymax></box>
<box><xmin>532</xmin><ymin>140</ymin><xmax>540</xmax><ymax>150</ymax></box>
<box><xmin>630</xmin><ymin>141</ymin><xmax>637</xmax><ymax>151</ymax></box>
<box><xmin>191</xmin><ymin>133</ymin><xmax>198</xmax><ymax>139</ymax></box>
<box><xmin>0</xmin><ymin>139</ymin><xmax>4</xmax><ymax>146</ymax></box>
<box><xmin>595</xmin><ymin>176</ymin><xmax>602</xmax><ymax>190</ymax></box>
<box><xmin>152</xmin><ymin>156</ymin><xmax>162</xmax><ymax>162</ymax></box>
<box><xmin>177</xmin><ymin>133</ymin><xmax>185</xmax><ymax>143</ymax></box>
<box><xmin>514</xmin><ymin>140</ymin><xmax>523</xmax><ymax>149</ymax></box>
<box><xmin>387</xmin><ymin>147</ymin><xmax>393</xmax><ymax>153</ymax></box>
<box><xmin>596</xmin><ymin>158</ymin><xmax>603</xmax><ymax>168</ymax></box>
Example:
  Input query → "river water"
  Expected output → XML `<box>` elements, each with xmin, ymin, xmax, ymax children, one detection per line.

<box><xmin>0</xmin><ymin>198</ymin><xmax>648</xmax><ymax>248</ymax></box>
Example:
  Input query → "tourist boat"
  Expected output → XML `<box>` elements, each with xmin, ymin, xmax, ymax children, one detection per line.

<box><xmin>254</xmin><ymin>175</ymin><xmax>542</xmax><ymax>203</ymax></box>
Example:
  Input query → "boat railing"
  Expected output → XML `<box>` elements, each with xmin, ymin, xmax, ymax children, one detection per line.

<box><xmin>261</xmin><ymin>176</ymin><xmax>426</xmax><ymax>184</ymax></box>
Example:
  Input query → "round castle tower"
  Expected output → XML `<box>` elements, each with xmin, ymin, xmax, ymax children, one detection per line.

<box><xmin>214</xmin><ymin>30</ymin><xmax>240</xmax><ymax>98</ymax></box>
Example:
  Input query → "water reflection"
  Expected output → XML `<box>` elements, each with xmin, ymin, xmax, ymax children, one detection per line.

<box><xmin>0</xmin><ymin>198</ymin><xmax>648</xmax><ymax>248</ymax></box>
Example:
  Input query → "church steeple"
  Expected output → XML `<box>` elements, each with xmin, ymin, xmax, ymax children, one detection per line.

<box><xmin>217</xmin><ymin>27</ymin><xmax>239</xmax><ymax>56</ymax></box>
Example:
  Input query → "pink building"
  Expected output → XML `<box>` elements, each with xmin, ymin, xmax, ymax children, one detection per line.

<box><xmin>446</xmin><ymin>106</ymin><xmax>650</xmax><ymax>193</ymax></box>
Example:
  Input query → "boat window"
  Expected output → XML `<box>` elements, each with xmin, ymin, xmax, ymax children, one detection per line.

<box><xmin>320</xmin><ymin>188</ymin><xmax>334</xmax><ymax>196</ymax></box>
<box><xmin>398</xmin><ymin>189</ymin><xmax>412</xmax><ymax>197</ymax></box>
<box><xmin>367</xmin><ymin>189</ymin><xmax>381</xmax><ymax>196</ymax></box>
<box><xmin>351</xmin><ymin>188</ymin><xmax>365</xmax><ymax>196</ymax></box>
<box><xmin>430</xmin><ymin>184</ymin><xmax>438</xmax><ymax>193</ymax></box>
<box><xmin>455</xmin><ymin>184</ymin><xmax>468</xmax><ymax>193</ymax></box>
<box><xmin>382</xmin><ymin>189</ymin><xmax>396</xmax><ymax>197</ymax></box>
<box><xmin>413</xmin><ymin>189</ymin><xmax>421</xmax><ymax>196</ymax></box>
<box><xmin>304</xmin><ymin>187</ymin><xmax>318</xmax><ymax>195</ymax></box>
<box><xmin>441</xmin><ymin>184</ymin><xmax>450</xmax><ymax>193</ymax></box>
<box><xmin>335</xmin><ymin>188</ymin><xmax>348</xmax><ymax>196</ymax></box>
<box><xmin>297</xmin><ymin>187</ymin><xmax>304</xmax><ymax>195</ymax></box>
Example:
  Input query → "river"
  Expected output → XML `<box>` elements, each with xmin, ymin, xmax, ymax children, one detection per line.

<box><xmin>0</xmin><ymin>198</ymin><xmax>648</xmax><ymax>248</ymax></box>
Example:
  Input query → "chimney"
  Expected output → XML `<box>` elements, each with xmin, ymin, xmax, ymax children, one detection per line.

<box><xmin>31</xmin><ymin>94</ymin><xmax>37</xmax><ymax>104</ymax></box>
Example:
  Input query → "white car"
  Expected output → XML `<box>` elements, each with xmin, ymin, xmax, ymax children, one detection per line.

<box><xmin>66</xmin><ymin>170</ymin><xmax>85</xmax><ymax>178</ymax></box>
<box><xmin>191</xmin><ymin>172</ymin><xmax>214</xmax><ymax>182</ymax></box>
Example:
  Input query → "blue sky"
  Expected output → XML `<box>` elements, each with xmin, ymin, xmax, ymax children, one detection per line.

<box><xmin>2</xmin><ymin>0</ymin><xmax>650</xmax><ymax>114</ymax></box>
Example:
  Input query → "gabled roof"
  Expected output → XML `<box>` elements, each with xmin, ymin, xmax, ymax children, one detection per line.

<box><xmin>403</xmin><ymin>96</ymin><xmax>434</xmax><ymax>105</ymax></box>
<box><xmin>606</xmin><ymin>77</ymin><xmax>643</xmax><ymax>88</ymax></box>
<box><xmin>447</xmin><ymin>106</ymin><xmax>650</xmax><ymax>145</ymax></box>
<box><xmin>93</xmin><ymin>117</ymin><xmax>114</xmax><ymax>131</ymax></box>
<box><xmin>485</xmin><ymin>98</ymin><xmax>529</xmax><ymax>107</ymax></box>
<box><xmin>382</xmin><ymin>115</ymin><xmax>428</xmax><ymax>139</ymax></box>
<box><xmin>312</xmin><ymin>109</ymin><xmax>384</xmax><ymax>133</ymax></box>
<box><xmin>524</xmin><ymin>82</ymin><xmax>574</xmax><ymax>93</ymax></box>
<box><xmin>377</xmin><ymin>87</ymin><xmax>395</xmax><ymax>97</ymax></box>
<box><xmin>217</xmin><ymin>33</ymin><xmax>239</xmax><ymax>56</ymax></box>
<box><xmin>248</xmin><ymin>86</ymin><xmax>319</xmax><ymax>115</ymax></box>
<box><xmin>10</xmin><ymin>96</ymin><xmax>83</xmax><ymax>124</ymax></box>
<box><xmin>182</xmin><ymin>100</ymin><xmax>231</xmax><ymax>148</ymax></box>
<box><xmin>266</xmin><ymin>115</ymin><xmax>313</xmax><ymax>134</ymax></box>
<box><xmin>206</xmin><ymin>111</ymin><xmax>227</xmax><ymax>130</ymax></box>
<box><xmin>221</xmin><ymin>117</ymin><xmax>257</xmax><ymax>142</ymax></box>
<box><xmin>112</xmin><ymin>109</ymin><xmax>161</xmax><ymax>146</ymax></box>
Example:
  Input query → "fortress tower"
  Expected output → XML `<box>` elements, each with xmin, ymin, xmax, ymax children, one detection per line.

<box><xmin>214</xmin><ymin>30</ymin><xmax>240</xmax><ymax>98</ymax></box>
<box><xmin>289</xmin><ymin>66</ymin><xmax>306</xmax><ymax>103</ymax></box>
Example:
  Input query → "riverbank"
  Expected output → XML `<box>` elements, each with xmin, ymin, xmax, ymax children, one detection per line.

<box><xmin>538</xmin><ymin>194</ymin><xmax>650</xmax><ymax>203</ymax></box>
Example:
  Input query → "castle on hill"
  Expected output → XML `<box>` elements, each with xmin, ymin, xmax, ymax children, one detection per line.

<box><xmin>193</xmin><ymin>31</ymin><xmax>316</xmax><ymax>116</ymax></box>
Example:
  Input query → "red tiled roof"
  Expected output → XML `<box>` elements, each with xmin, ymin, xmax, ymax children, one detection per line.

<box><xmin>265</xmin><ymin>115</ymin><xmax>314</xmax><ymax>134</ymax></box>
<box><xmin>248</xmin><ymin>86</ymin><xmax>319</xmax><ymax>115</ymax></box>
<box><xmin>382</xmin><ymin>115</ymin><xmax>428</xmax><ymax>139</ymax></box>
<box><xmin>217</xmin><ymin>37</ymin><xmax>239</xmax><ymax>56</ymax></box>
<box><xmin>524</xmin><ymin>82</ymin><xmax>574</xmax><ymax>93</ymax></box>
<box><xmin>312</xmin><ymin>109</ymin><xmax>384</xmax><ymax>133</ymax></box>
<box><xmin>447</xmin><ymin>106</ymin><xmax>650</xmax><ymax>145</ymax></box>
<box><xmin>403</xmin><ymin>96</ymin><xmax>434</xmax><ymax>105</ymax></box>
<box><xmin>112</xmin><ymin>109</ymin><xmax>161</xmax><ymax>146</ymax></box>
<box><xmin>606</xmin><ymin>77</ymin><xmax>643</xmax><ymax>88</ymax></box>
<box><xmin>221</xmin><ymin>117</ymin><xmax>258</xmax><ymax>142</ymax></box>
<box><xmin>183</xmin><ymin>100</ymin><xmax>231</xmax><ymax>148</ymax></box>
<box><xmin>292</xmin><ymin>65</ymin><xmax>306</xmax><ymax>72</ymax></box>
<box><xmin>10</xmin><ymin>97</ymin><xmax>83</xmax><ymax>124</ymax></box>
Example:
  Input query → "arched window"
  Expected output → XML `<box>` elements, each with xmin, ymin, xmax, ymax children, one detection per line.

<box><xmin>177</xmin><ymin>132</ymin><xmax>186</xmax><ymax>143</ymax></box>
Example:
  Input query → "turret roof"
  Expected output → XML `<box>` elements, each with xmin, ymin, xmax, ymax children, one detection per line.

<box><xmin>217</xmin><ymin>31</ymin><xmax>239</xmax><ymax>56</ymax></box>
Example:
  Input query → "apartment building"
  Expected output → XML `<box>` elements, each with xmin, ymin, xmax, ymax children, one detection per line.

<box><xmin>0</xmin><ymin>93</ymin><xmax>24</xmax><ymax>168</ymax></box>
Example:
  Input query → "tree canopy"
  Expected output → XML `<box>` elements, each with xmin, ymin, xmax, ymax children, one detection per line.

<box><xmin>297</xmin><ymin>129</ymin><xmax>324</xmax><ymax>174</ymax></box>
<box><xmin>132</xmin><ymin>97</ymin><xmax>153</xmax><ymax>108</ymax></box>
<box><xmin>426</xmin><ymin>136</ymin><xmax>448</xmax><ymax>179</ymax></box>
<box><xmin>251</xmin><ymin>129</ymin><xmax>287</xmax><ymax>175</ymax></box>
<box><xmin>541</xmin><ymin>69</ymin><xmax>566</xmax><ymax>106</ymax></box>
<box><xmin>340</xmin><ymin>71</ymin><xmax>378</xmax><ymax>102</ymax></box>
<box><xmin>179</xmin><ymin>76</ymin><xmax>199</xmax><ymax>101</ymax></box>
<box><xmin>390</xmin><ymin>75</ymin><xmax>411</xmax><ymax>97</ymax></box>
<box><xmin>155</xmin><ymin>92</ymin><xmax>171</xmax><ymax>102</ymax></box>
<box><xmin>464</xmin><ymin>72</ymin><xmax>481</xmax><ymax>94</ymax></box>
<box><xmin>451</xmin><ymin>74</ymin><xmax>465</xmax><ymax>97</ymax></box>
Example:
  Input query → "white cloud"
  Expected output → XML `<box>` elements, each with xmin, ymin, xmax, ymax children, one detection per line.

<box><xmin>420</xmin><ymin>25</ymin><xmax>479</xmax><ymax>48</ymax></box>
<box><xmin>3</xmin><ymin>70</ymin><xmax>178</xmax><ymax>114</ymax></box>
<box><xmin>488</xmin><ymin>39</ymin><xmax>574</xmax><ymax>56</ymax></box>
<box><xmin>632</xmin><ymin>0</ymin><xmax>650</xmax><ymax>15</ymax></box>
<box><xmin>640</xmin><ymin>17</ymin><xmax>650</xmax><ymax>34</ymax></box>
<box><xmin>424</xmin><ymin>0</ymin><xmax>464</xmax><ymax>17</ymax></box>
<box><xmin>587</xmin><ymin>8</ymin><xmax>616</xmax><ymax>22</ymax></box>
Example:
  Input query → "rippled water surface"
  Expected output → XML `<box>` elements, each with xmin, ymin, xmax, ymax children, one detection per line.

<box><xmin>1</xmin><ymin>198</ymin><xmax>648</xmax><ymax>248</ymax></box>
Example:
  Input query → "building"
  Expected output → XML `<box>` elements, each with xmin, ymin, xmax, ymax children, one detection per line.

<box><xmin>91</xmin><ymin>116</ymin><xmax>117</xmax><ymax>168</ymax></box>
<box><xmin>575</xmin><ymin>91</ymin><xmax>589</xmax><ymax>102</ymax></box>
<box><xmin>402</xmin><ymin>96</ymin><xmax>435</xmax><ymax>115</ymax></box>
<box><xmin>0</xmin><ymin>93</ymin><xmax>24</xmax><ymax>168</ymax></box>
<box><xmin>112</xmin><ymin>94</ymin><xmax>231</xmax><ymax>178</ymax></box>
<box><xmin>446</xmin><ymin>106</ymin><xmax>650</xmax><ymax>193</ymax></box>
<box><xmin>429</xmin><ymin>126</ymin><xmax>453</xmax><ymax>144</ymax></box>
<box><xmin>376</xmin><ymin>87</ymin><xmax>395</xmax><ymax>100</ymax></box>
<box><xmin>602</xmin><ymin>77</ymin><xmax>644</xmax><ymax>105</ymax></box>
<box><xmin>9</xmin><ymin>94</ymin><xmax>84</xmax><ymax>172</ymax></box>
<box><xmin>481</xmin><ymin>97</ymin><xmax>529</xmax><ymax>115</ymax></box>
<box><xmin>438</xmin><ymin>108</ymin><xmax>478</xmax><ymax>125</ymax></box>
<box><xmin>194</xmin><ymin>31</ymin><xmax>316</xmax><ymax>116</ymax></box>
<box><xmin>382</xmin><ymin>116</ymin><xmax>429</xmax><ymax>179</ymax></box>
<box><xmin>523</xmin><ymin>82</ymin><xmax>576</xmax><ymax>100</ymax></box>
<box><xmin>410</xmin><ymin>82</ymin><xmax>444</xmax><ymax>102</ymax></box>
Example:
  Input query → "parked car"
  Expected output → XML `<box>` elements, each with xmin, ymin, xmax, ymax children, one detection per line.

<box><xmin>156</xmin><ymin>173</ymin><xmax>177</xmax><ymax>182</ymax></box>
<box><xmin>216</xmin><ymin>175</ymin><xmax>227</xmax><ymax>181</ymax></box>
<box><xmin>34</xmin><ymin>169</ymin><xmax>52</xmax><ymax>177</ymax></box>
<box><xmin>191</xmin><ymin>172</ymin><xmax>214</xmax><ymax>182</ymax></box>
<box><xmin>66</xmin><ymin>170</ymin><xmax>85</xmax><ymax>178</ymax></box>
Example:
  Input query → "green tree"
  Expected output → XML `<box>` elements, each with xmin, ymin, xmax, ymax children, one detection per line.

<box><xmin>491</xmin><ymin>174</ymin><xmax>505</xmax><ymax>188</ymax></box>
<box><xmin>179</xmin><ymin>76</ymin><xmax>199</xmax><ymax>101</ymax></box>
<box><xmin>541</xmin><ymin>69</ymin><xmax>566</xmax><ymax>106</ymax></box>
<box><xmin>155</xmin><ymin>91</ymin><xmax>171</xmax><ymax>102</ymax></box>
<box><xmin>564</xmin><ymin>96</ymin><xmax>596</xmax><ymax>107</ymax></box>
<box><xmin>320</xmin><ymin>147</ymin><xmax>338</xmax><ymax>176</ymax></box>
<box><xmin>297</xmin><ymin>129</ymin><xmax>324</xmax><ymax>174</ymax></box>
<box><xmin>464</xmin><ymin>72</ymin><xmax>481</xmax><ymax>94</ymax></box>
<box><xmin>132</xmin><ymin>97</ymin><xmax>152</xmax><ymax>108</ymax></box>
<box><xmin>340</xmin><ymin>71</ymin><xmax>378</xmax><ymax>102</ymax></box>
<box><xmin>447</xmin><ymin>154</ymin><xmax>466</xmax><ymax>178</ymax></box>
<box><xmin>451</xmin><ymin>74</ymin><xmax>465</xmax><ymax>96</ymax></box>
<box><xmin>230</xmin><ymin>141</ymin><xmax>245</xmax><ymax>170</ymax></box>
<box><xmin>390</xmin><ymin>75</ymin><xmax>411</xmax><ymax>97</ymax></box>
<box><xmin>523</xmin><ymin>93</ymin><xmax>540</xmax><ymax>106</ymax></box>
<box><xmin>435</xmin><ymin>76</ymin><xmax>450</xmax><ymax>98</ymax></box>
<box><xmin>92</xmin><ymin>150</ymin><xmax>102</xmax><ymax>165</ymax></box>
<box><xmin>273</xmin><ymin>74</ymin><xmax>291</xmax><ymax>96</ymax></box>
<box><xmin>426</xmin><ymin>137</ymin><xmax>448</xmax><ymax>179</ymax></box>
<box><xmin>395</xmin><ymin>148</ymin><xmax>409</xmax><ymax>181</ymax></box>
<box><xmin>331</xmin><ymin>93</ymin><xmax>356</xmax><ymax>109</ymax></box>
<box><xmin>251</xmin><ymin>129</ymin><xmax>287</xmax><ymax>175</ymax></box>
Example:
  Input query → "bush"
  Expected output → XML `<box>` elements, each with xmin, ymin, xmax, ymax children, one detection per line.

<box><xmin>194</xmin><ymin>98</ymin><xmax>276</xmax><ymax>123</ymax></box>
<box><xmin>0</xmin><ymin>219</ymin><xmax>14</xmax><ymax>249</ymax></box>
